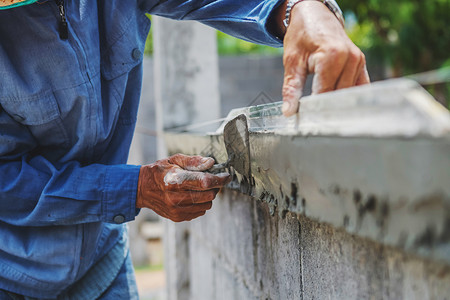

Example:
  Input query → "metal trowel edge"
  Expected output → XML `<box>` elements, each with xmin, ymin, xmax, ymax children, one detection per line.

<box><xmin>209</xmin><ymin>114</ymin><xmax>251</xmax><ymax>179</ymax></box>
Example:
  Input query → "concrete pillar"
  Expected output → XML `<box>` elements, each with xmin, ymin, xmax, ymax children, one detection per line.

<box><xmin>152</xmin><ymin>16</ymin><xmax>220</xmax><ymax>300</ymax></box>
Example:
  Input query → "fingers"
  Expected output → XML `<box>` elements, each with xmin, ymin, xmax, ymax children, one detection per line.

<box><xmin>167</xmin><ymin>199</ymin><xmax>214</xmax><ymax>222</ymax></box>
<box><xmin>162</xmin><ymin>190</ymin><xmax>218</xmax><ymax>222</ymax></box>
<box><xmin>335</xmin><ymin>47</ymin><xmax>365</xmax><ymax>89</ymax></box>
<box><xmin>164</xmin><ymin>169</ymin><xmax>230</xmax><ymax>191</ymax></box>
<box><xmin>172</xmin><ymin>210</ymin><xmax>207</xmax><ymax>222</ymax></box>
<box><xmin>169</xmin><ymin>153</ymin><xmax>215</xmax><ymax>171</ymax></box>
<box><xmin>282</xmin><ymin>52</ymin><xmax>307</xmax><ymax>117</ymax></box>
<box><xmin>167</xmin><ymin>189</ymin><xmax>218</xmax><ymax>206</ymax></box>
<box><xmin>310</xmin><ymin>46</ymin><xmax>347</xmax><ymax>94</ymax></box>
<box><xmin>311</xmin><ymin>44</ymin><xmax>371</xmax><ymax>94</ymax></box>
<box><xmin>183</xmin><ymin>211</ymin><xmax>207</xmax><ymax>222</ymax></box>
<box><xmin>165</xmin><ymin>190</ymin><xmax>217</xmax><ymax>222</ymax></box>
<box><xmin>183</xmin><ymin>172</ymin><xmax>230</xmax><ymax>191</ymax></box>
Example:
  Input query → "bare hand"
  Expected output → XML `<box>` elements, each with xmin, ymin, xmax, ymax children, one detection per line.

<box><xmin>279</xmin><ymin>1</ymin><xmax>370</xmax><ymax>116</ymax></box>
<box><xmin>137</xmin><ymin>154</ymin><xmax>230</xmax><ymax>222</ymax></box>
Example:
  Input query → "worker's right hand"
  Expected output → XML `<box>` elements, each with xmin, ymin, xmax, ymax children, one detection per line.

<box><xmin>136</xmin><ymin>153</ymin><xmax>231</xmax><ymax>222</ymax></box>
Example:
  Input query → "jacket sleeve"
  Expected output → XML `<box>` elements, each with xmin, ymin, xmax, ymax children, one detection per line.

<box><xmin>0</xmin><ymin>117</ymin><xmax>140</xmax><ymax>227</ymax></box>
<box><xmin>139</xmin><ymin>0</ymin><xmax>285</xmax><ymax>47</ymax></box>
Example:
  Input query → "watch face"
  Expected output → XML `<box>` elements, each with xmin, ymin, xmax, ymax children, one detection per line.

<box><xmin>0</xmin><ymin>0</ymin><xmax>38</xmax><ymax>9</ymax></box>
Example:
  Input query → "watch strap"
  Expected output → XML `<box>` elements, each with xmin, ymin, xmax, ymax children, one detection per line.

<box><xmin>283</xmin><ymin>0</ymin><xmax>345</xmax><ymax>29</ymax></box>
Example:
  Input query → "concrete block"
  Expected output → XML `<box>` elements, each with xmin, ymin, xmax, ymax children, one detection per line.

<box><xmin>189</xmin><ymin>190</ymin><xmax>255</xmax><ymax>279</ymax></box>
<box><xmin>183</xmin><ymin>188</ymin><xmax>450</xmax><ymax>300</ymax></box>
<box><xmin>212</xmin><ymin>258</ymin><xmax>258</xmax><ymax>300</ymax></box>
<box><xmin>163</xmin><ymin>221</ymin><xmax>191</xmax><ymax>300</ymax></box>
<box><xmin>189</xmin><ymin>236</ymin><xmax>215</xmax><ymax>300</ymax></box>
<box><xmin>254</xmin><ymin>200</ymin><xmax>302</xmax><ymax>300</ymax></box>
<box><xmin>300</xmin><ymin>215</ymin><xmax>450</xmax><ymax>300</ymax></box>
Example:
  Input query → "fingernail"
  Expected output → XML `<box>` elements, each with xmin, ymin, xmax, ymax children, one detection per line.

<box><xmin>200</xmin><ymin>157</ymin><xmax>212</xmax><ymax>164</ymax></box>
<box><xmin>282</xmin><ymin>101</ymin><xmax>291</xmax><ymax>115</ymax></box>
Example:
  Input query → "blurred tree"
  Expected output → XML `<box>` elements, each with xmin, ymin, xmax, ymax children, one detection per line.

<box><xmin>146</xmin><ymin>2</ymin><xmax>450</xmax><ymax>71</ymax></box>
<box><xmin>217</xmin><ymin>31</ymin><xmax>283</xmax><ymax>56</ymax></box>
<box><xmin>143</xmin><ymin>4</ymin><xmax>450</xmax><ymax>106</ymax></box>
<box><xmin>339</xmin><ymin>0</ymin><xmax>450</xmax><ymax>76</ymax></box>
<box><xmin>339</xmin><ymin>0</ymin><xmax>450</xmax><ymax>107</ymax></box>
<box><xmin>144</xmin><ymin>14</ymin><xmax>153</xmax><ymax>56</ymax></box>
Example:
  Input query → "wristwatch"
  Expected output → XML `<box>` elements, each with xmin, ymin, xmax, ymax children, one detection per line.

<box><xmin>283</xmin><ymin>0</ymin><xmax>345</xmax><ymax>28</ymax></box>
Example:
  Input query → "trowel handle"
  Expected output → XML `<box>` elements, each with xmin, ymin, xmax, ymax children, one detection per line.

<box><xmin>207</xmin><ymin>154</ymin><xmax>234</xmax><ymax>174</ymax></box>
<box><xmin>208</xmin><ymin>162</ymin><xmax>228</xmax><ymax>174</ymax></box>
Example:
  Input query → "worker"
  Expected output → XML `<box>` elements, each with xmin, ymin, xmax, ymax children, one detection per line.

<box><xmin>0</xmin><ymin>0</ymin><xmax>369</xmax><ymax>298</ymax></box>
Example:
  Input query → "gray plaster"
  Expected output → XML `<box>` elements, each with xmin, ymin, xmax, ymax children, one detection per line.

<box><xmin>217</xmin><ymin>79</ymin><xmax>450</xmax><ymax>138</ymax></box>
<box><xmin>186</xmin><ymin>190</ymin><xmax>450</xmax><ymax>299</ymax></box>
<box><xmin>165</xmin><ymin>79</ymin><xmax>450</xmax><ymax>265</ymax></box>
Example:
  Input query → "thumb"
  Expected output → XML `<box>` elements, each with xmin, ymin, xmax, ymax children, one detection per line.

<box><xmin>168</xmin><ymin>154</ymin><xmax>215</xmax><ymax>171</ymax></box>
<box><xmin>282</xmin><ymin>55</ymin><xmax>307</xmax><ymax>117</ymax></box>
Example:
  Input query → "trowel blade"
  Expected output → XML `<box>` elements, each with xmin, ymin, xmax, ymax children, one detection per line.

<box><xmin>223</xmin><ymin>114</ymin><xmax>251</xmax><ymax>179</ymax></box>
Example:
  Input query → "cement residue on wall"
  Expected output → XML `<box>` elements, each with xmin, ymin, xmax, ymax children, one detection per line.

<box><xmin>164</xmin><ymin>79</ymin><xmax>450</xmax><ymax>267</ymax></box>
<box><xmin>187</xmin><ymin>189</ymin><xmax>450</xmax><ymax>299</ymax></box>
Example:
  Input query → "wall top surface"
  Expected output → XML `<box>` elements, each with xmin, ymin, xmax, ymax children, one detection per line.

<box><xmin>216</xmin><ymin>79</ymin><xmax>450</xmax><ymax>139</ymax></box>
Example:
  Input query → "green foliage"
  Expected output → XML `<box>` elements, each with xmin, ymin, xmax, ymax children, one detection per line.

<box><xmin>144</xmin><ymin>30</ymin><xmax>153</xmax><ymax>56</ymax></box>
<box><xmin>216</xmin><ymin>31</ymin><xmax>283</xmax><ymax>56</ymax></box>
<box><xmin>145</xmin><ymin>2</ymin><xmax>450</xmax><ymax>65</ymax></box>
<box><xmin>134</xmin><ymin>263</ymin><xmax>164</xmax><ymax>272</ymax></box>
<box><xmin>144</xmin><ymin>14</ymin><xmax>153</xmax><ymax>56</ymax></box>
<box><xmin>143</xmin><ymin>4</ymin><xmax>449</xmax><ymax>105</ymax></box>
<box><xmin>339</xmin><ymin>0</ymin><xmax>450</xmax><ymax>76</ymax></box>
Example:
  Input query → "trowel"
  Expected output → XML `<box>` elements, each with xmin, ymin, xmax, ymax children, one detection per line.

<box><xmin>209</xmin><ymin>114</ymin><xmax>251</xmax><ymax>179</ymax></box>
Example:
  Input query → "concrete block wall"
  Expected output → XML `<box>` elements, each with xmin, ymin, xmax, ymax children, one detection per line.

<box><xmin>185</xmin><ymin>189</ymin><xmax>450</xmax><ymax>299</ymax></box>
<box><xmin>148</xmin><ymin>18</ymin><xmax>450</xmax><ymax>299</ymax></box>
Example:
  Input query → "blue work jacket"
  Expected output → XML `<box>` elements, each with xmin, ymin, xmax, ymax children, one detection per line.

<box><xmin>0</xmin><ymin>0</ymin><xmax>285</xmax><ymax>297</ymax></box>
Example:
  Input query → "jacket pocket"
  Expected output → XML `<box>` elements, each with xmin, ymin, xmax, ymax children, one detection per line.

<box><xmin>0</xmin><ymin>91</ymin><xmax>69</xmax><ymax>150</ymax></box>
<box><xmin>99</xmin><ymin>7</ymin><xmax>149</xmax><ymax>81</ymax></box>
<box><xmin>100</xmin><ymin>33</ymin><xmax>144</xmax><ymax>81</ymax></box>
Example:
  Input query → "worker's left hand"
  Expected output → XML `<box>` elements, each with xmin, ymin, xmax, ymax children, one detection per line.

<box><xmin>275</xmin><ymin>1</ymin><xmax>370</xmax><ymax>116</ymax></box>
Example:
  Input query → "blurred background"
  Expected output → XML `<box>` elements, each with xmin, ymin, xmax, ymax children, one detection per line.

<box><xmin>128</xmin><ymin>1</ymin><xmax>450</xmax><ymax>299</ymax></box>
<box><xmin>143</xmin><ymin>0</ymin><xmax>450</xmax><ymax>107</ymax></box>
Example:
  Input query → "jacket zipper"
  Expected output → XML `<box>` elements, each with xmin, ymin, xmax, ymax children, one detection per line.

<box><xmin>55</xmin><ymin>0</ymin><xmax>68</xmax><ymax>40</ymax></box>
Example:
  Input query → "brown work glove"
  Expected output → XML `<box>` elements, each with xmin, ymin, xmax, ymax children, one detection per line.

<box><xmin>137</xmin><ymin>154</ymin><xmax>230</xmax><ymax>222</ymax></box>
